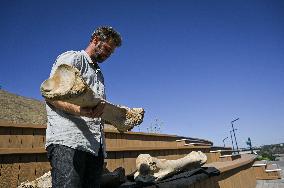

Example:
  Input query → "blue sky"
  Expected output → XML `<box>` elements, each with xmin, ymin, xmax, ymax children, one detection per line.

<box><xmin>1</xmin><ymin>0</ymin><xmax>283</xmax><ymax>147</ymax></box>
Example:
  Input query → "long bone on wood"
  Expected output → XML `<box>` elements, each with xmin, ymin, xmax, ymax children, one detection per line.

<box><xmin>134</xmin><ymin>151</ymin><xmax>207</xmax><ymax>182</ymax></box>
<box><xmin>40</xmin><ymin>64</ymin><xmax>144</xmax><ymax>132</ymax></box>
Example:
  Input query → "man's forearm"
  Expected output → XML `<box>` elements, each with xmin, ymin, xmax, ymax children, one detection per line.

<box><xmin>46</xmin><ymin>99</ymin><xmax>81</xmax><ymax>116</ymax></box>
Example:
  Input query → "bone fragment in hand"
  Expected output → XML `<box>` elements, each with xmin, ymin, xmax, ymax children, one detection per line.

<box><xmin>40</xmin><ymin>64</ymin><xmax>144</xmax><ymax>132</ymax></box>
<box><xmin>134</xmin><ymin>151</ymin><xmax>207</xmax><ymax>182</ymax></box>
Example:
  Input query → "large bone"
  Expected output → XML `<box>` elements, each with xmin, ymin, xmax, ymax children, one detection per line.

<box><xmin>40</xmin><ymin>64</ymin><xmax>144</xmax><ymax>132</ymax></box>
<box><xmin>134</xmin><ymin>151</ymin><xmax>207</xmax><ymax>182</ymax></box>
<box><xmin>18</xmin><ymin>171</ymin><xmax>51</xmax><ymax>188</ymax></box>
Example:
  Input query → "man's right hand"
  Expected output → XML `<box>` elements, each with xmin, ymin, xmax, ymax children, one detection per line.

<box><xmin>80</xmin><ymin>101</ymin><xmax>105</xmax><ymax>118</ymax></box>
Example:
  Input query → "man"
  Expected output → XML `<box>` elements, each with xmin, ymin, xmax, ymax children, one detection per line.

<box><xmin>45</xmin><ymin>26</ymin><xmax>122</xmax><ymax>188</ymax></box>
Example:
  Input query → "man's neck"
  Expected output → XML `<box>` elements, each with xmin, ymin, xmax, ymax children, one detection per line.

<box><xmin>85</xmin><ymin>46</ymin><xmax>98</xmax><ymax>64</ymax></box>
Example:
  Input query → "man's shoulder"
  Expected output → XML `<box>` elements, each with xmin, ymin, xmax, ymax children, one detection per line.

<box><xmin>53</xmin><ymin>50</ymin><xmax>87</xmax><ymax>66</ymax></box>
<box><xmin>49</xmin><ymin>50</ymin><xmax>84</xmax><ymax>76</ymax></box>
<box><xmin>56</xmin><ymin>50</ymin><xmax>82</xmax><ymax>61</ymax></box>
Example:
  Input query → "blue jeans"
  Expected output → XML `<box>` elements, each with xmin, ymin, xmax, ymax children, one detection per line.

<box><xmin>47</xmin><ymin>144</ymin><xmax>104</xmax><ymax>188</ymax></box>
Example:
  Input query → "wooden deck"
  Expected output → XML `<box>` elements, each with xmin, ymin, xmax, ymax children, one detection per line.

<box><xmin>0</xmin><ymin>120</ymin><xmax>260</xmax><ymax>188</ymax></box>
<box><xmin>256</xmin><ymin>158</ymin><xmax>284</xmax><ymax>188</ymax></box>
<box><xmin>0</xmin><ymin>120</ymin><xmax>214</xmax><ymax>187</ymax></box>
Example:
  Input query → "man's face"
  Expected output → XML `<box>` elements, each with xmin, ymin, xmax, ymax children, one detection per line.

<box><xmin>92</xmin><ymin>38</ymin><xmax>117</xmax><ymax>63</ymax></box>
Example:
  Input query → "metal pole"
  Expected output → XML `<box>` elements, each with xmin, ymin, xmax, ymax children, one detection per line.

<box><xmin>223</xmin><ymin>137</ymin><xmax>228</xmax><ymax>147</ymax></box>
<box><xmin>230</xmin><ymin>131</ymin><xmax>235</xmax><ymax>151</ymax></box>
<box><xmin>231</xmin><ymin>118</ymin><xmax>239</xmax><ymax>154</ymax></box>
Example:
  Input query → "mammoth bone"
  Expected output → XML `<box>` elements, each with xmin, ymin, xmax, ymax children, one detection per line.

<box><xmin>40</xmin><ymin>64</ymin><xmax>144</xmax><ymax>132</ymax></box>
<box><xmin>134</xmin><ymin>151</ymin><xmax>207</xmax><ymax>182</ymax></box>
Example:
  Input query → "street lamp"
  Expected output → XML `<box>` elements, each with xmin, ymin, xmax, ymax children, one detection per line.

<box><xmin>231</xmin><ymin>118</ymin><xmax>240</xmax><ymax>154</ymax></box>
<box><xmin>230</xmin><ymin>128</ymin><xmax>237</xmax><ymax>151</ymax></box>
<box><xmin>223</xmin><ymin>137</ymin><xmax>229</xmax><ymax>147</ymax></box>
<box><xmin>230</xmin><ymin>130</ymin><xmax>234</xmax><ymax>151</ymax></box>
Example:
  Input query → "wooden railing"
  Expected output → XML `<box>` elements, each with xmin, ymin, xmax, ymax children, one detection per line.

<box><xmin>104</xmin><ymin>129</ymin><xmax>213</xmax><ymax>174</ymax></box>
<box><xmin>0</xmin><ymin>121</ymin><xmax>49</xmax><ymax>187</ymax></box>
<box><xmin>0</xmin><ymin>120</ymin><xmax>214</xmax><ymax>187</ymax></box>
<box><xmin>0</xmin><ymin>120</ymin><xmax>258</xmax><ymax>188</ymax></box>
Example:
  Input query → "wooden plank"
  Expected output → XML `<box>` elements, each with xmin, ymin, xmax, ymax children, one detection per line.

<box><xmin>105</xmin><ymin>129</ymin><xmax>212</xmax><ymax>145</ymax></box>
<box><xmin>205</xmin><ymin>153</ymin><xmax>211</xmax><ymax>163</ymax></box>
<box><xmin>0</xmin><ymin>120</ymin><xmax>46</xmax><ymax>129</ymax></box>
<box><xmin>105</xmin><ymin>131</ymin><xmax>117</xmax><ymax>172</ymax></box>
<box><xmin>203</xmin><ymin>154</ymin><xmax>256</xmax><ymax>173</ymax></box>
<box><xmin>223</xmin><ymin>173</ymin><xmax>232</xmax><ymax>188</ymax></box>
<box><xmin>120</xmin><ymin>133</ymin><xmax>127</xmax><ymax>151</ymax></box>
<box><xmin>0</xmin><ymin>155</ymin><xmax>19</xmax><ymax>188</ymax></box>
<box><xmin>115</xmin><ymin>151</ymin><xmax>124</xmax><ymax>172</ymax></box>
<box><xmin>0</xmin><ymin>127</ymin><xmax>11</xmax><ymax>148</ymax></box>
<box><xmin>128</xmin><ymin>134</ymin><xmax>140</xmax><ymax>148</ymax></box>
<box><xmin>105</xmin><ymin>132</ymin><xmax>116</xmax><ymax>150</ymax></box>
<box><xmin>35</xmin><ymin>154</ymin><xmax>51</xmax><ymax>178</ymax></box>
<box><xmin>147</xmin><ymin>135</ymin><xmax>155</xmax><ymax>147</ymax></box>
<box><xmin>122</xmin><ymin>151</ymin><xmax>130</xmax><ymax>174</ymax></box>
<box><xmin>114</xmin><ymin>134</ymin><xmax>123</xmax><ymax>171</ymax></box>
<box><xmin>105</xmin><ymin>152</ymin><xmax>116</xmax><ymax>172</ymax></box>
<box><xmin>152</xmin><ymin>134</ymin><xmax>158</xmax><ymax>148</ymax></box>
<box><xmin>127</xmin><ymin>152</ymin><xmax>136</xmax><ymax>174</ymax></box>
<box><xmin>107</xmin><ymin>145</ymin><xmax>210</xmax><ymax>152</ymax></box>
<box><xmin>168</xmin><ymin>149</ymin><xmax>174</xmax><ymax>160</ymax></box>
<box><xmin>9</xmin><ymin>127</ymin><xmax>22</xmax><ymax>148</ymax></box>
<box><xmin>105</xmin><ymin>129</ymin><xmax>180</xmax><ymax>138</ymax></box>
<box><xmin>11</xmin><ymin>161</ymin><xmax>20</xmax><ymax>187</ymax></box>
<box><xmin>247</xmin><ymin>167</ymin><xmax>255</xmax><ymax>188</ymax></box>
<box><xmin>115</xmin><ymin>133</ymin><xmax>122</xmax><ymax>150</ymax></box>
<box><xmin>20</xmin><ymin>128</ymin><xmax>34</xmax><ymax>148</ymax></box>
<box><xmin>216</xmin><ymin>163</ymin><xmax>257</xmax><ymax>188</ymax></box>
<box><xmin>18</xmin><ymin>155</ymin><xmax>37</xmax><ymax>184</ymax></box>
<box><xmin>0</xmin><ymin>120</ymin><xmax>214</xmax><ymax>145</ymax></box>
<box><xmin>240</xmin><ymin>168</ymin><xmax>248</xmax><ymax>188</ymax></box>
<box><xmin>0</xmin><ymin>148</ymin><xmax>47</xmax><ymax>155</ymax></box>
<box><xmin>235</xmin><ymin>169</ymin><xmax>242</xmax><ymax>188</ymax></box>
<box><xmin>32</xmin><ymin>129</ymin><xmax>45</xmax><ymax>148</ymax></box>
<box><xmin>0</xmin><ymin>155</ymin><xmax>20</xmax><ymax>186</ymax></box>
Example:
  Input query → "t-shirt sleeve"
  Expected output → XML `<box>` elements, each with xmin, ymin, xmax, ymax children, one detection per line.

<box><xmin>50</xmin><ymin>51</ymin><xmax>82</xmax><ymax>77</ymax></box>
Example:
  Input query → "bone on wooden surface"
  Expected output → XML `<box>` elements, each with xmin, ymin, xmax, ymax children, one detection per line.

<box><xmin>134</xmin><ymin>151</ymin><xmax>207</xmax><ymax>181</ymax></box>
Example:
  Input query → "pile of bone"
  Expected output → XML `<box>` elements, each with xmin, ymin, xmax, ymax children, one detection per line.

<box><xmin>18</xmin><ymin>171</ymin><xmax>51</xmax><ymax>188</ymax></box>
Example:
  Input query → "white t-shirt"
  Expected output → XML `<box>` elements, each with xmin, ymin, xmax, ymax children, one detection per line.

<box><xmin>45</xmin><ymin>50</ymin><xmax>106</xmax><ymax>156</ymax></box>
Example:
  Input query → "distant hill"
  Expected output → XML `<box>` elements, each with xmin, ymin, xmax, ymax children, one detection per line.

<box><xmin>0</xmin><ymin>89</ymin><xmax>47</xmax><ymax>125</ymax></box>
<box><xmin>0</xmin><ymin>89</ymin><xmax>116</xmax><ymax>130</ymax></box>
<box><xmin>260</xmin><ymin>143</ymin><xmax>284</xmax><ymax>155</ymax></box>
